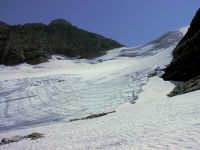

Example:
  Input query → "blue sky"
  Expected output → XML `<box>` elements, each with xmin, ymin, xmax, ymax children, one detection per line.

<box><xmin>0</xmin><ymin>0</ymin><xmax>200</xmax><ymax>46</ymax></box>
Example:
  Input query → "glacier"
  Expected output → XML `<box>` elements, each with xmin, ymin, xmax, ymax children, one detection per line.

<box><xmin>0</xmin><ymin>28</ymin><xmax>187</xmax><ymax>132</ymax></box>
<box><xmin>1</xmin><ymin>27</ymin><xmax>200</xmax><ymax>150</ymax></box>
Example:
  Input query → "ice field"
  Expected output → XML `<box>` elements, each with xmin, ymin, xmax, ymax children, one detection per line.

<box><xmin>1</xmin><ymin>27</ymin><xmax>199</xmax><ymax>150</ymax></box>
<box><xmin>0</xmin><ymin>28</ymin><xmax>187</xmax><ymax>132</ymax></box>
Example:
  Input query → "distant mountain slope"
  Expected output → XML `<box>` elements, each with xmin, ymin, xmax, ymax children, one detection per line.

<box><xmin>93</xmin><ymin>28</ymin><xmax>186</xmax><ymax>62</ymax></box>
<box><xmin>0</xmin><ymin>19</ymin><xmax>123</xmax><ymax>65</ymax></box>
<box><xmin>163</xmin><ymin>8</ymin><xmax>200</xmax><ymax>81</ymax></box>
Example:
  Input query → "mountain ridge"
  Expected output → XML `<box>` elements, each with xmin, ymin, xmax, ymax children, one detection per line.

<box><xmin>0</xmin><ymin>19</ymin><xmax>124</xmax><ymax>65</ymax></box>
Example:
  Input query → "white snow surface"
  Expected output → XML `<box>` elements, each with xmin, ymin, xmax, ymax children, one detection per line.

<box><xmin>1</xmin><ymin>77</ymin><xmax>200</xmax><ymax>150</ymax></box>
<box><xmin>1</xmin><ymin>27</ymin><xmax>198</xmax><ymax>149</ymax></box>
<box><xmin>179</xmin><ymin>26</ymin><xmax>190</xmax><ymax>35</ymax></box>
<box><xmin>0</xmin><ymin>45</ymin><xmax>175</xmax><ymax>131</ymax></box>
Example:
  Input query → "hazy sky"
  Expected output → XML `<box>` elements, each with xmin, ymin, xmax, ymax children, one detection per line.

<box><xmin>0</xmin><ymin>0</ymin><xmax>200</xmax><ymax>46</ymax></box>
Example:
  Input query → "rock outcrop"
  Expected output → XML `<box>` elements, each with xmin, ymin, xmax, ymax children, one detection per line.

<box><xmin>168</xmin><ymin>76</ymin><xmax>200</xmax><ymax>97</ymax></box>
<box><xmin>162</xmin><ymin>8</ymin><xmax>200</xmax><ymax>96</ymax></box>
<box><xmin>162</xmin><ymin>9</ymin><xmax>200</xmax><ymax>81</ymax></box>
<box><xmin>0</xmin><ymin>19</ymin><xmax>123</xmax><ymax>65</ymax></box>
<box><xmin>0</xmin><ymin>132</ymin><xmax>44</xmax><ymax>145</ymax></box>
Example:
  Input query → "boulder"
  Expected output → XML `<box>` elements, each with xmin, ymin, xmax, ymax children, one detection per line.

<box><xmin>25</xmin><ymin>132</ymin><xmax>44</xmax><ymax>140</ymax></box>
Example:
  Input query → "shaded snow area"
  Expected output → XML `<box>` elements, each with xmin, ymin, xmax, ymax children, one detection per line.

<box><xmin>0</xmin><ymin>27</ymin><xmax>197</xmax><ymax>149</ymax></box>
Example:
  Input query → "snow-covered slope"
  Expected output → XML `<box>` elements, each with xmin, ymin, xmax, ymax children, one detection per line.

<box><xmin>1</xmin><ymin>76</ymin><xmax>200</xmax><ymax>150</ymax></box>
<box><xmin>2</xmin><ymin>27</ymin><xmax>199</xmax><ymax>150</ymax></box>
<box><xmin>94</xmin><ymin>27</ymin><xmax>188</xmax><ymax>62</ymax></box>
<box><xmin>0</xmin><ymin>28</ymin><xmax>187</xmax><ymax>132</ymax></box>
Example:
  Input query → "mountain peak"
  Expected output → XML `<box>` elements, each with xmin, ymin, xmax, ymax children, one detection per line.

<box><xmin>49</xmin><ymin>19</ymin><xmax>72</xmax><ymax>26</ymax></box>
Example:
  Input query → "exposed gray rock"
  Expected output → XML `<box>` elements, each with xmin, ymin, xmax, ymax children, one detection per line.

<box><xmin>0</xmin><ymin>132</ymin><xmax>44</xmax><ymax>145</ymax></box>
<box><xmin>70</xmin><ymin>111</ymin><xmax>115</xmax><ymax>122</ymax></box>
<box><xmin>168</xmin><ymin>76</ymin><xmax>200</xmax><ymax>97</ymax></box>
<box><xmin>148</xmin><ymin>67</ymin><xmax>164</xmax><ymax>78</ymax></box>
<box><xmin>25</xmin><ymin>132</ymin><xmax>44</xmax><ymax>140</ymax></box>
<box><xmin>1</xmin><ymin>135</ymin><xmax>24</xmax><ymax>144</ymax></box>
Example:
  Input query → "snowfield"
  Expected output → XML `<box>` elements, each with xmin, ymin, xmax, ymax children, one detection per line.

<box><xmin>0</xmin><ymin>27</ymin><xmax>198</xmax><ymax>150</ymax></box>
<box><xmin>1</xmin><ymin>77</ymin><xmax>200</xmax><ymax>150</ymax></box>
<box><xmin>0</xmin><ymin>44</ymin><xmax>176</xmax><ymax>130</ymax></box>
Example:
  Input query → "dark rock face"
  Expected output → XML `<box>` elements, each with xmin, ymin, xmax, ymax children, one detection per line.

<box><xmin>168</xmin><ymin>76</ymin><xmax>200</xmax><ymax>97</ymax></box>
<box><xmin>0</xmin><ymin>19</ymin><xmax>123</xmax><ymax>65</ymax></box>
<box><xmin>162</xmin><ymin>9</ymin><xmax>200</xmax><ymax>81</ymax></box>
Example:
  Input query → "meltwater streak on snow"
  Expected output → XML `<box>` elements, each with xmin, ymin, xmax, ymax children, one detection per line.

<box><xmin>0</xmin><ymin>29</ymin><xmax>186</xmax><ymax>131</ymax></box>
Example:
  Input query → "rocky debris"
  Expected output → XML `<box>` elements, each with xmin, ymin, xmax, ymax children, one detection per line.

<box><xmin>70</xmin><ymin>111</ymin><xmax>116</xmax><ymax>122</ymax></box>
<box><xmin>168</xmin><ymin>76</ymin><xmax>200</xmax><ymax>97</ymax></box>
<box><xmin>148</xmin><ymin>67</ymin><xmax>164</xmax><ymax>78</ymax></box>
<box><xmin>1</xmin><ymin>135</ymin><xmax>24</xmax><ymax>145</ymax></box>
<box><xmin>0</xmin><ymin>19</ymin><xmax>123</xmax><ymax>65</ymax></box>
<box><xmin>0</xmin><ymin>132</ymin><xmax>44</xmax><ymax>146</ymax></box>
<box><xmin>25</xmin><ymin>132</ymin><xmax>44</xmax><ymax>140</ymax></box>
<box><xmin>85</xmin><ymin>111</ymin><xmax>116</xmax><ymax>119</ymax></box>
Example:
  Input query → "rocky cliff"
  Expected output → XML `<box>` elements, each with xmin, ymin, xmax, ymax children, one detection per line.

<box><xmin>162</xmin><ymin>9</ymin><xmax>200</xmax><ymax>81</ymax></box>
<box><xmin>162</xmin><ymin>8</ymin><xmax>200</xmax><ymax>96</ymax></box>
<box><xmin>0</xmin><ymin>19</ymin><xmax>123</xmax><ymax>65</ymax></box>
